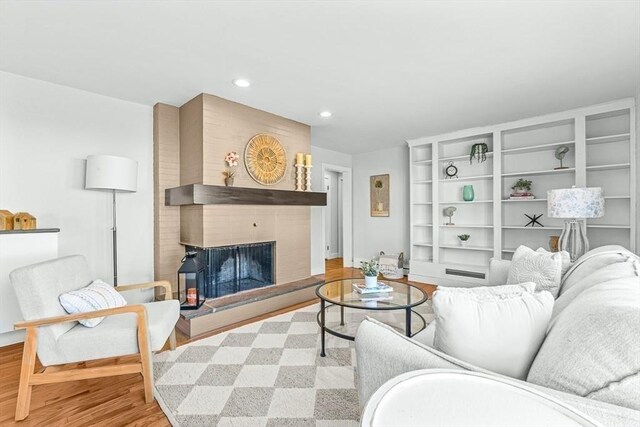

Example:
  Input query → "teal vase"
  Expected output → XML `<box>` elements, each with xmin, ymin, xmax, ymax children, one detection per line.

<box><xmin>463</xmin><ymin>185</ymin><xmax>475</xmax><ymax>201</ymax></box>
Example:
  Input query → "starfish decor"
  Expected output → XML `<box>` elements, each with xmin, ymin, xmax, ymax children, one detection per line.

<box><xmin>525</xmin><ymin>213</ymin><xmax>544</xmax><ymax>227</ymax></box>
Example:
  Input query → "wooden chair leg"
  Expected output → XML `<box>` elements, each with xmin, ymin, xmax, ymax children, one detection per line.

<box><xmin>137</xmin><ymin>317</ymin><xmax>154</xmax><ymax>404</ymax></box>
<box><xmin>15</xmin><ymin>328</ymin><xmax>37</xmax><ymax>421</ymax></box>
<box><xmin>169</xmin><ymin>329</ymin><xmax>176</xmax><ymax>351</ymax></box>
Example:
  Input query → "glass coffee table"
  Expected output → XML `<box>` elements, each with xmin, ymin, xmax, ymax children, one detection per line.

<box><xmin>316</xmin><ymin>278</ymin><xmax>428</xmax><ymax>357</ymax></box>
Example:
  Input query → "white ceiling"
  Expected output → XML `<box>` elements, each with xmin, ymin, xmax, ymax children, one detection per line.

<box><xmin>1</xmin><ymin>1</ymin><xmax>638</xmax><ymax>154</ymax></box>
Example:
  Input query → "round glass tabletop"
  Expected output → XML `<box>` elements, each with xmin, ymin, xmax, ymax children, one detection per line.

<box><xmin>316</xmin><ymin>278</ymin><xmax>428</xmax><ymax>310</ymax></box>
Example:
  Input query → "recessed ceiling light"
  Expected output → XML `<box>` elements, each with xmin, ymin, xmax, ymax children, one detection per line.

<box><xmin>319</xmin><ymin>111</ymin><xmax>332</xmax><ymax>118</ymax></box>
<box><xmin>232</xmin><ymin>78</ymin><xmax>251</xmax><ymax>88</ymax></box>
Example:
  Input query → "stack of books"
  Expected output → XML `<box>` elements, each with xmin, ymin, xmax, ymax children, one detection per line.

<box><xmin>352</xmin><ymin>282</ymin><xmax>394</xmax><ymax>301</ymax></box>
<box><xmin>509</xmin><ymin>192</ymin><xmax>535</xmax><ymax>200</ymax></box>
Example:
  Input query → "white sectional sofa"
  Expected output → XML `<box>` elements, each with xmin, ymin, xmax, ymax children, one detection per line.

<box><xmin>355</xmin><ymin>245</ymin><xmax>640</xmax><ymax>426</ymax></box>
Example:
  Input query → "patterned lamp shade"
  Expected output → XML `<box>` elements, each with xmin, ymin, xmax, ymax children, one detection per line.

<box><xmin>547</xmin><ymin>187</ymin><xmax>605</xmax><ymax>219</ymax></box>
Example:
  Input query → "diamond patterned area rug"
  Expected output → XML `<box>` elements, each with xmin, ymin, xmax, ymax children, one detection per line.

<box><xmin>153</xmin><ymin>301</ymin><xmax>434</xmax><ymax>426</ymax></box>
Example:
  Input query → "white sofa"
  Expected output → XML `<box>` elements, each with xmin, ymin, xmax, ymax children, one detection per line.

<box><xmin>355</xmin><ymin>245</ymin><xmax>640</xmax><ymax>426</ymax></box>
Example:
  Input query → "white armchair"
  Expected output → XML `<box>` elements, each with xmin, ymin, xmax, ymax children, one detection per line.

<box><xmin>9</xmin><ymin>255</ymin><xmax>180</xmax><ymax>421</ymax></box>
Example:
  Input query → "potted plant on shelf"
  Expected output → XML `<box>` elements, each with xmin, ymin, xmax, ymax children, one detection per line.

<box><xmin>360</xmin><ymin>259</ymin><xmax>380</xmax><ymax>288</ymax></box>
<box><xmin>457</xmin><ymin>234</ymin><xmax>471</xmax><ymax>247</ymax></box>
<box><xmin>223</xmin><ymin>151</ymin><xmax>239</xmax><ymax>186</ymax></box>
<box><xmin>510</xmin><ymin>178</ymin><xmax>534</xmax><ymax>200</ymax></box>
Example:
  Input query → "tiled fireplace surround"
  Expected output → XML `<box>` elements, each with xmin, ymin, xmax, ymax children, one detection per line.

<box><xmin>153</xmin><ymin>93</ymin><xmax>318</xmax><ymax>337</ymax></box>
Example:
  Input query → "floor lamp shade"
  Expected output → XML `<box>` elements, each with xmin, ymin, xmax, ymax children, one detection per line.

<box><xmin>85</xmin><ymin>155</ymin><xmax>137</xmax><ymax>192</ymax></box>
<box><xmin>85</xmin><ymin>155</ymin><xmax>138</xmax><ymax>285</ymax></box>
<box><xmin>547</xmin><ymin>187</ymin><xmax>604</xmax><ymax>261</ymax></box>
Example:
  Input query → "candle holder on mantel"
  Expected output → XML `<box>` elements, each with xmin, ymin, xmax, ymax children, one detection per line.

<box><xmin>295</xmin><ymin>163</ymin><xmax>304</xmax><ymax>191</ymax></box>
<box><xmin>304</xmin><ymin>165</ymin><xmax>313</xmax><ymax>192</ymax></box>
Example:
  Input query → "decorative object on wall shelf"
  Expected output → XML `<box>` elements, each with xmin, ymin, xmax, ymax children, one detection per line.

<box><xmin>554</xmin><ymin>145</ymin><xmax>570</xmax><ymax>170</ymax></box>
<box><xmin>244</xmin><ymin>134</ymin><xmax>287</xmax><ymax>185</ymax></box>
<box><xmin>458</xmin><ymin>234</ymin><xmax>470</xmax><ymax>247</ymax></box>
<box><xmin>13</xmin><ymin>212</ymin><xmax>36</xmax><ymax>230</ymax></box>
<box><xmin>469</xmin><ymin>141</ymin><xmax>489</xmax><ymax>164</ymax></box>
<box><xmin>294</xmin><ymin>152</ymin><xmax>304</xmax><ymax>191</ymax></box>
<box><xmin>549</xmin><ymin>235</ymin><xmax>560</xmax><ymax>252</ymax></box>
<box><xmin>444</xmin><ymin>161</ymin><xmax>458</xmax><ymax>179</ymax></box>
<box><xmin>524</xmin><ymin>213</ymin><xmax>544</xmax><ymax>227</ymax></box>
<box><xmin>0</xmin><ymin>210</ymin><xmax>14</xmax><ymax>230</ymax></box>
<box><xmin>370</xmin><ymin>174</ymin><xmax>390</xmax><ymax>217</ymax></box>
<box><xmin>462</xmin><ymin>185</ymin><xmax>475</xmax><ymax>201</ymax></box>
<box><xmin>304</xmin><ymin>153</ymin><xmax>313</xmax><ymax>192</ymax></box>
<box><xmin>223</xmin><ymin>151</ymin><xmax>239</xmax><ymax>186</ymax></box>
<box><xmin>548</xmin><ymin>187</ymin><xmax>605</xmax><ymax>261</ymax></box>
<box><xmin>510</xmin><ymin>178</ymin><xmax>534</xmax><ymax>200</ymax></box>
<box><xmin>443</xmin><ymin>206</ymin><xmax>457</xmax><ymax>225</ymax></box>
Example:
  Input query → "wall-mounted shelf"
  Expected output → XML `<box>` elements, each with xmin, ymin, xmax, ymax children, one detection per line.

<box><xmin>407</xmin><ymin>99</ymin><xmax>635</xmax><ymax>287</ymax></box>
<box><xmin>165</xmin><ymin>184</ymin><xmax>327</xmax><ymax>206</ymax></box>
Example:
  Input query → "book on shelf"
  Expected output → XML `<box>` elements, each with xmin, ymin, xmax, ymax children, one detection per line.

<box><xmin>352</xmin><ymin>283</ymin><xmax>393</xmax><ymax>294</ymax></box>
<box><xmin>359</xmin><ymin>293</ymin><xmax>394</xmax><ymax>302</ymax></box>
<box><xmin>509</xmin><ymin>192</ymin><xmax>535</xmax><ymax>200</ymax></box>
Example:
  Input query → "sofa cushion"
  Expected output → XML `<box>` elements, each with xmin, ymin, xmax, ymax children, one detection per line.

<box><xmin>59</xmin><ymin>279</ymin><xmax>127</xmax><ymax>327</ymax></box>
<box><xmin>432</xmin><ymin>284</ymin><xmax>553</xmax><ymax>380</ymax></box>
<box><xmin>527</xmin><ymin>273</ymin><xmax>640</xmax><ymax>411</ymax></box>
<box><xmin>507</xmin><ymin>246</ymin><xmax>563</xmax><ymax>297</ymax></box>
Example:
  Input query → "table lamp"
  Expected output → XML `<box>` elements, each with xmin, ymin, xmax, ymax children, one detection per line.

<box><xmin>547</xmin><ymin>187</ymin><xmax>604</xmax><ymax>262</ymax></box>
<box><xmin>85</xmin><ymin>155</ymin><xmax>138</xmax><ymax>285</ymax></box>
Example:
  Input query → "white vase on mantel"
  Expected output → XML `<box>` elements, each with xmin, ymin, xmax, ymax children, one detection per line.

<box><xmin>364</xmin><ymin>275</ymin><xmax>378</xmax><ymax>289</ymax></box>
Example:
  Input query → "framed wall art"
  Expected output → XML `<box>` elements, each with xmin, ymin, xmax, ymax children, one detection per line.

<box><xmin>370</xmin><ymin>174</ymin><xmax>389</xmax><ymax>217</ymax></box>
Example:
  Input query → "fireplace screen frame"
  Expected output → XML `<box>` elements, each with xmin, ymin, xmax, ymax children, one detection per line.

<box><xmin>186</xmin><ymin>241</ymin><xmax>276</xmax><ymax>299</ymax></box>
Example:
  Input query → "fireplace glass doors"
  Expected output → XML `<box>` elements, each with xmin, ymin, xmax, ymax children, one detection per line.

<box><xmin>186</xmin><ymin>242</ymin><xmax>275</xmax><ymax>299</ymax></box>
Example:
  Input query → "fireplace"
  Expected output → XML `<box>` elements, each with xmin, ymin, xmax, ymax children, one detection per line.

<box><xmin>186</xmin><ymin>242</ymin><xmax>275</xmax><ymax>299</ymax></box>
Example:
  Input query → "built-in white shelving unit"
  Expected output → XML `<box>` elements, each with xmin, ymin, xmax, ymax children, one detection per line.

<box><xmin>407</xmin><ymin>99</ymin><xmax>636</xmax><ymax>286</ymax></box>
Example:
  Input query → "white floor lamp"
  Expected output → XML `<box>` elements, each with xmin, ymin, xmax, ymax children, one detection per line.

<box><xmin>547</xmin><ymin>187</ymin><xmax>604</xmax><ymax>262</ymax></box>
<box><xmin>85</xmin><ymin>155</ymin><xmax>138</xmax><ymax>286</ymax></box>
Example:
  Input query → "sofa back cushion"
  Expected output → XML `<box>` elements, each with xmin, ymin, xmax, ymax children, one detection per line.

<box><xmin>10</xmin><ymin>255</ymin><xmax>92</xmax><ymax>365</ymax></box>
<box><xmin>527</xmin><ymin>272</ymin><xmax>640</xmax><ymax>410</ymax></box>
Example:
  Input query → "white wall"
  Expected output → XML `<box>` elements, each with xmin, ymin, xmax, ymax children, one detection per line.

<box><xmin>310</xmin><ymin>145</ymin><xmax>352</xmax><ymax>274</ymax></box>
<box><xmin>636</xmin><ymin>89</ymin><xmax>640</xmax><ymax>254</ymax></box>
<box><xmin>352</xmin><ymin>146</ymin><xmax>410</xmax><ymax>264</ymax></box>
<box><xmin>0</xmin><ymin>72</ymin><xmax>153</xmax><ymax>284</ymax></box>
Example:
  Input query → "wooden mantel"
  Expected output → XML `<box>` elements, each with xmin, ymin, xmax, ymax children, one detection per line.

<box><xmin>165</xmin><ymin>184</ymin><xmax>327</xmax><ymax>206</ymax></box>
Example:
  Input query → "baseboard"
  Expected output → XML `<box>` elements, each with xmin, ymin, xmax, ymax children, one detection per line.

<box><xmin>0</xmin><ymin>330</ymin><xmax>25</xmax><ymax>347</ymax></box>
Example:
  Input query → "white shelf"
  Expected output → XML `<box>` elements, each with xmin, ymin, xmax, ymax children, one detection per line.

<box><xmin>501</xmin><ymin>140</ymin><xmax>574</xmax><ymax>155</ymax></box>
<box><xmin>586</xmin><ymin>224</ymin><xmax>631</xmax><ymax>229</ymax></box>
<box><xmin>586</xmin><ymin>133</ymin><xmax>631</xmax><ymax>145</ymax></box>
<box><xmin>441</xmin><ymin>261</ymin><xmax>489</xmax><ymax>270</ymax></box>
<box><xmin>502</xmin><ymin>198</ymin><xmax>547</xmax><ymax>203</ymax></box>
<box><xmin>411</xmin><ymin>258</ymin><xmax>433</xmax><ymax>263</ymax></box>
<box><xmin>502</xmin><ymin>226</ymin><xmax>564</xmax><ymax>230</ymax></box>
<box><xmin>442</xmin><ymin>174</ymin><xmax>493</xmax><ymax>181</ymax></box>
<box><xmin>501</xmin><ymin>168</ymin><xmax>575</xmax><ymax>177</ymax></box>
<box><xmin>413</xmin><ymin>180</ymin><xmax>433</xmax><ymax>184</ymax></box>
<box><xmin>440</xmin><ymin>244</ymin><xmax>494</xmax><ymax>252</ymax></box>
<box><xmin>412</xmin><ymin>202</ymin><xmax>432</xmax><ymax>205</ymax></box>
<box><xmin>605</xmin><ymin>196</ymin><xmax>631</xmax><ymax>199</ymax></box>
<box><xmin>440</xmin><ymin>224</ymin><xmax>493</xmax><ymax>229</ymax></box>
<box><xmin>413</xmin><ymin>242</ymin><xmax>433</xmax><ymax>247</ymax></box>
<box><xmin>440</xmin><ymin>200</ymin><xmax>493</xmax><ymax>204</ymax></box>
<box><xmin>440</xmin><ymin>152</ymin><xmax>494</xmax><ymax>162</ymax></box>
<box><xmin>412</xmin><ymin>223</ymin><xmax>433</xmax><ymax>227</ymax></box>
<box><xmin>502</xmin><ymin>248</ymin><xmax>517</xmax><ymax>253</ymax></box>
<box><xmin>586</xmin><ymin>163</ymin><xmax>630</xmax><ymax>171</ymax></box>
<box><xmin>413</xmin><ymin>159</ymin><xmax>433</xmax><ymax>165</ymax></box>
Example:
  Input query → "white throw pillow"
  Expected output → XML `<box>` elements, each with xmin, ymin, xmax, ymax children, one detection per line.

<box><xmin>59</xmin><ymin>279</ymin><xmax>127</xmax><ymax>327</ymax></box>
<box><xmin>507</xmin><ymin>246</ymin><xmax>563</xmax><ymax>298</ymax></box>
<box><xmin>536</xmin><ymin>247</ymin><xmax>572</xmax><ymax>277</ymax></box>
<box><xmin>433</xmin><ymin>284</ymin><xmax>553</xmax><ymax>380</ymax></box>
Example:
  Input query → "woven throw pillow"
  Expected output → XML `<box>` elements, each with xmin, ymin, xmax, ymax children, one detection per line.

<box><xmin>507</xmin><ymin>246</ymin><xmax>563</xmax><ymax>298</ymax></box>
<box><xmin>433</xmin><ymin>284</ymin><xmax>553</xmax><ymax>380</ymax></box>
<box><xmin>59</xmin><ymin>279</ymin><xmax>127</xmax><ymax>327</ymax></box>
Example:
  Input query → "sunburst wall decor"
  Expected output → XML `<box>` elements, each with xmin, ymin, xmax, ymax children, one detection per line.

<box><xmin>244</xmin><ymin>134</ymin><xmax>287</xmax><ymax>185</ymax></box>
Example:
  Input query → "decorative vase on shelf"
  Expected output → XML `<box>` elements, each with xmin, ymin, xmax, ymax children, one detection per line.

<box><xmin>364</xmin><ymin>275</ymin><xmax>378</xmax><ymax>289</ymax></box>
<box><xmin>225</xmin><ymin>177</ymin><xmax>234</xmax><ymax>187</ymax></box>
<box><xmin>460</xmin><ymin>240</ymin><xmax>468</xmax><ymax>247</ymax></box>
<box><xmin>462</xmin><ymin>185</ymin><xmax>475</xmax><ymax>201</ymax></box>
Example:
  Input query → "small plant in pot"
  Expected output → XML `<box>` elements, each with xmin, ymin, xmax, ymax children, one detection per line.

<box><xmin>223</xmin><ymin>151</ymin><xmax>239</xmax><ymax>186</ymax></box>
<box><xmin>511</xmin><ymin>178</ymin><xmax>532</xmax><ymax>195</ymax></box>
<box><xmin>360</xmin><ymin>259</ymin><xmax>380</xmax><ymax>288</ymax></box>
<box><xmin>458</xmin><ymin>234</ymin><xmax>471</xmax><ymax>247</ymax></box>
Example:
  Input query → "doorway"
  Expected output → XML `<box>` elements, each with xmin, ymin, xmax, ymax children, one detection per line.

<box><xmin>321</xmin><ymin>163</ymin><xmax>353</xmax><ymax>273</ymax></box>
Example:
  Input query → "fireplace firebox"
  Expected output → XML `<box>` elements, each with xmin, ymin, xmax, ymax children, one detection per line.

<box><xmin>186</xmin><ymin>242</ymin><xmax>275</xmax><ymax>299</ymax></box>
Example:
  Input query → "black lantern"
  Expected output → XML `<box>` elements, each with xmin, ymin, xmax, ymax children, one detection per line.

<box><xmin>178</xmin><ymin>251</ymin><xmax>206</xmax><ymax>310</ymax></box>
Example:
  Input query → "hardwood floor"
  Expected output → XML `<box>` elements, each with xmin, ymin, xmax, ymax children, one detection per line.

<box><xmin>0</xmin><ymin>268</ymin><xmax>435</xmax><ymax>426</ymax></box>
